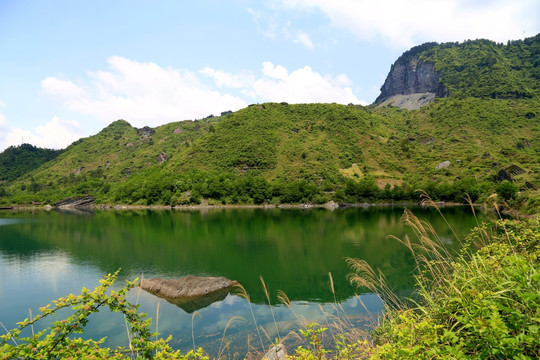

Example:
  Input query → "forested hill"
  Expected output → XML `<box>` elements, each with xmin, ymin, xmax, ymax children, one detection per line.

<box><xmin>0</xmin><ymin>144</ymin><xmax>63</xmax><ymax>182</ymax></box>
<box><xmin>1</xmin><ymin>98</ymin><xmax>538</xmax><ymax>207</ymax></box>
<box><xmin>0</xmin><ymin>35</ymin><xmax>539</xmax><ymax>208</ymax></box>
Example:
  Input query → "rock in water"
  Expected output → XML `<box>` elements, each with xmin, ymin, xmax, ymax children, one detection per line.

<box><xmin>263</xmin><ymin>343</ymin><xmax>287</xmax><ymax>360</ymax></box>
<box><xmin>140</xmin><ymin>275</ymin><xmax>239</xmax><ymax>313</ymax></box>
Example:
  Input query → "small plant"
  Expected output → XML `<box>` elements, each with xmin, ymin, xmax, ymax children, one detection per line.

<box><xmin>299</xmin><ymin>323</ymin><xmax>329</xmax><ymax>360</ymax></box>
<box><xmin>0</xmin><ymin>270</ymin><xmax>208</xmax><ymax>360</ymax></box>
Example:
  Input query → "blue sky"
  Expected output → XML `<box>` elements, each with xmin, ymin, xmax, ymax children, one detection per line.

<box><xmin>0</xmin><ymin>0</ymin><xmax>539</xmax><ymax>151</ymax></box>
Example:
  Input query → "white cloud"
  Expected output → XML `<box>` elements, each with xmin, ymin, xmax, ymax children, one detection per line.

<box><xmin>274</xmin><ymin>0</ymin><xmax>540</xmax><ymax>47</ymax></box>
<box><xmin>43</xmin><ymin>58</ymin><xmax>364</xmax><ymax>130</ymax></box>
<box><xmin>42</xmin><ymin>56</ymin><xmax>249</xmax><ymax>127</ymax></box>
<box><xmin>293</xmin><ymin>31</ymin><xmax>314</xmax><ymax>49</ymax></box>
<box><xmin>41</xmin><ymin>77</ymin><xmax>86</xmax><ymax>99</ymax></box>
<box><xmin>262</xmin><ymin>62</ymin><xmax>289</xmax><ymax>80</ymax></box>
<box><xmin>203</xmin><ymin>61</ymin><xmax>365</xmax><ymax>105</ymax></box>
<box><xmin>248</xmin><ymin>7</ymin><xmax>315</xmax><ymax>49</ymax></box>
<box><xmin>0</xmin><ymin>114</ymin><xmax>5</xmax><ymax>126</ymax></box>
<box><xmin>200</xmin><ymin>67</ymin><xmax>255</xmax><ymax>89</ymax></box>
<box><xmin>0</xmin><ymin>116</ymin><xmax>86</xmax><ymax>150</ymax></box>
<box><xmin>253</xmin><ymin>62</ymin><xmax>362</xmax><ymax>104</ymax></box>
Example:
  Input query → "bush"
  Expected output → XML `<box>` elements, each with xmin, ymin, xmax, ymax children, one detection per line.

<box><xmin>496</xmin><ymin>180</ymin><xmax>519</xmax><ymax>201</ymax></box>
<box><xmin>0</xmin><ymin>271</ymin><xmax>209</xmax><ymax>359</ymax></box>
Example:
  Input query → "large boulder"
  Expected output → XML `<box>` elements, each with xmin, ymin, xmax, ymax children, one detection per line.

<box><xmin>140</xmin><ymin>275</ymin><xmax>239</xmax><ymax>313</ymax></box>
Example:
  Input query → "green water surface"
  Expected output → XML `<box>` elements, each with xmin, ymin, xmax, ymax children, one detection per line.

<box><xmin>0</xmin><ymin>206</ymin><xmax>487</xmax><ymax>356</ymax></box>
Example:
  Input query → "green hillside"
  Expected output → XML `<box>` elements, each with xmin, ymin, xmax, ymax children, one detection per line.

<box><xmin>1</xmin><ymin>98</ymin><xmax>538</xmax><ymax>207</ymax></box>
<box><xmin>1</xmin><ymin>35</ymin><xmax>539</xmax><ymax>208</ymax></box>
<box><xmin>418</xmin><ymin>35</ymin><xmax>540</xmax><ymax>98</ymax></box>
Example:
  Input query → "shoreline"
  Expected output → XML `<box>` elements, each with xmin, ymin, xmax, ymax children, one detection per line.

<box><xmin>0</xmin><ymin>200</ymin><xmax>473</xmax><ymax>213</ymax></box>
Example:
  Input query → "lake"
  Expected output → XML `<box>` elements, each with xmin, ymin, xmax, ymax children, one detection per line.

<box><xmin>0</xmin><ymin>206</ymin><xmax>487</xmax><ymax>357</ymax></box>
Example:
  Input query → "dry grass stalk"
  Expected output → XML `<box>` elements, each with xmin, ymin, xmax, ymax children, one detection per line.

<box><xmin>234</xmin><ymin>282</ymin><xmax>265</xmax><ymax>352</ymax></box>
<box><xmin>155</xmin><ymin>301</ymin><xmax>160</xmax><ymax>343</ymax></box>
<box><xmin>191</xmin><ymin>311</ymin><xmax>201</xmax><ymax>352</ymax></box>
<box><xmin>217</xmin><ymin>316</ymin><xmax>246</xmax><ymax>360</ymax></box>
<box><xmin>260</xmin><ymin>276</ymin><xmax>281</xmax><ymax>342</ymax></box>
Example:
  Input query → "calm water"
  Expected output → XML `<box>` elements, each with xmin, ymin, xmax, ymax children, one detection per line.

<box><xmin>0</xmin><ymin>207</ymin><xmax>486</xmax><ymax>357</ymax></box>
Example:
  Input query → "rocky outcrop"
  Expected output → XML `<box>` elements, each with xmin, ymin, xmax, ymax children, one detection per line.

<box><xmin>496</xmin><ymin>165</ymin><xmax>526</xmax><ymax>182</ymax></box>
<box><xmin>137</xmin><ymin>126</ymin><xmax>155</xmax><ymax>139</ymax></box>
<box><xmin>375</xmin><ymin>55</ymin><xmax>447</xmax><ymax>109</ymax></box>
<box><xmin>140</xmin><ymin>275</ymin><xmax>239</xmax><ymax>313</ymax></box>
<box><xmin>73</xmin><ymin>166</ymin><xmax>85</xmax><ymax>175</ymax></box>
<box><xmin>524</xmin><ymin>181</ymin><xmax>538</xmax><ymax>190</ymax></box>
<box><xmin>54</xmin><ymin>195</ymin><xmax>95</xmax><ymax>208</ymax></box>
<box><xmin>505</xmin><ymin>165</ymin><xmax>525</xmax><ymax>177</ymax></box>
<box><xmin>435</xmin><ymin>161</ymin><xmax>451</xmax><ymax>169</ymax></box>
<box><xmin>157</xmin><ymin>152</ymin><xmax>168</xmax><ymax>163</ymax></box>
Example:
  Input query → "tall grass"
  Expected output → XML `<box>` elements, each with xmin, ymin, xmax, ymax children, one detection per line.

<box><xmin>287</xmin><ymin>196</ymin><xmax>539</xmax><ymax>359</ymax></box>
<box><xmin>345</xmin><ymin>202</ymin><xmax>540</xmax><ymax>359</ymax></box>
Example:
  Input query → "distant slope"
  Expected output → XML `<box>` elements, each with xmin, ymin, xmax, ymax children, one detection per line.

<box><xmin>0</xmin><ymin>144</ymin><xmax>63</xmax><ymax>182</ymax></box>
<box><xmin>31</xmin><ymin>118</ymin><xmax>215</xmax><ymax>182</ymax></box>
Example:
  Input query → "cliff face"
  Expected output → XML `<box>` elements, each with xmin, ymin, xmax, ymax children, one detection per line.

<box><xmin>375</xmin><ymin>57</ymin><xmax>447</xmax><ymax>106</ymax></box>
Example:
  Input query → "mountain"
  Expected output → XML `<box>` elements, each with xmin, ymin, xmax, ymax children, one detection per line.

<box><xmin>376</xmin><ymin>34</ymin><xmax>540</xmax><ymax>109</ymax></box>
<box><xmin>1</xmin><ymin>35</ymin><xmax>539</xmax><ymax>208</ymax></box>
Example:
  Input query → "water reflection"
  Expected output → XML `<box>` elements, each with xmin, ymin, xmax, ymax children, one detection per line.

<box><xmin>0</xmin><ymin>206</ymin><xmax>486</xmax><ymax>357</ymax></box>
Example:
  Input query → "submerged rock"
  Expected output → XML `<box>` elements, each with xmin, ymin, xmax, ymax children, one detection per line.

<box><xmin>263</xmin><ymin>343</ymin><xmax>287</xmax><ymax>360</ymax></box>
<box><xmin>140</xmin><ymin>275</ymin><xmax>239</xmax><ymax>313</ymax></box>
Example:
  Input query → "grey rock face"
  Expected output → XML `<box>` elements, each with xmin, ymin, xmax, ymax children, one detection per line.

<box><xmin>376</xmin><ymin>57</ymin><xmax>445</xmax><ymax>102</ymax></box>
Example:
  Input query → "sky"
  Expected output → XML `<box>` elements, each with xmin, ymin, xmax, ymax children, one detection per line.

<box><xmin>0</xmin><ymin>0</ymin><xmax>538</xmax><ymax>151</ymax></box>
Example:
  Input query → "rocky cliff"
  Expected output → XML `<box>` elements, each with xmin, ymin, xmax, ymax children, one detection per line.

<box><xmin>375</xmin><ymin>54</ymin><xmax>447</xmax><ymax>109</ymax></box>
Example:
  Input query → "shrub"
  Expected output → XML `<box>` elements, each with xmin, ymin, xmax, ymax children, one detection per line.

<box><xmin>0</xmin><ymin>271</ymin><xmax>209</xmax><ymax>359</ymax></box>
<box><xmin>347</xmin><ymin>213</ymin><xmax>540</xmax><ymax>359</ymax></box>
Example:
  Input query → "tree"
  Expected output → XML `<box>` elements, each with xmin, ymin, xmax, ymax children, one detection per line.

<box><xmin>496</xmin><ymin>180</ymin><xmax>518</xmax><ymax>201</ymax></box>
